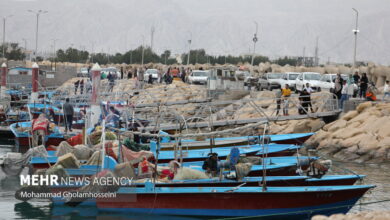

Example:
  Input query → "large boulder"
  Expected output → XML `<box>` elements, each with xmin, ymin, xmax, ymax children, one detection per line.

<box><xmin>308</xmin><ymin>102</ymin><xmax>390</xmax><ymax>162</ymax></box>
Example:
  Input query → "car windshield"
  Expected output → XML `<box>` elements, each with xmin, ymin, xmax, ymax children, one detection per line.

<box><xmin>288</xmin><ymin>74</ymin><xmax>299</xmax><ymax>80</ymax></box>
<box><xmin>304</xmin><ymin>73</ymin><xmax>320</xmax><ymax>80</ymax></box>
<box><xmin>193</xmin><ymin>71</ymin><xmax>208</xmax><ymax>76</ymax></box>
<box><xmin>146</xmin><ymin>69</ymin><xmax>158</xmax><ymax>74</ymax></box>
<box><xmin>268</xmin><ymin>73</ymin><xmax>284</xmax><ymax>79</ymax></box>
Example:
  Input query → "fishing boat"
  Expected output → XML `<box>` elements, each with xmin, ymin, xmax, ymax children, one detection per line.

<box><xmin>159</xmin><ymin>132</ymin><xmax>313</xmax><ymax>151</ymax></box>
<box><xmin>9</xmin><ymin>122</ymin><xmax>65</xmax><ymax>153</ymax></box>
<box><xmin>152</xmin><ymin>142</ymin><xmax>301</xmax><ymax>163</ymax></box>
<box><xmin>96</xmin><ymin>184</ymin><xmax>375</xmax><ymax>218</ymax></box>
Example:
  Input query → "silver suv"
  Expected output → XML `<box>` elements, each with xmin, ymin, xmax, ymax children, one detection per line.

<box><xmin>256</xmin><ymin>73</ymin><xmax>285</xmax><ymax>91</ymax></box>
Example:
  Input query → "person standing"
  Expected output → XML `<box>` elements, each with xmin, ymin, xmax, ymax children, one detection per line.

<box><xmin>339</xmin><ymin>80</ymin><xmax>349</xmax><ymax>109</ymax></box>
<box><xmin>359</xmin><ymin>73</ymin><xmax>368</xmax><ymax>99</ymax></box>
<box><xmin>138</xmin><ymin>67</ymin><xmax>145</xmax><ymax>89</ymax></box>
<box><xmin>353</xmin><ymin>72</ymin><xmax>360</xmax><ymax>84</ymax></box>
<box><xmin>63</xmin><ymin>98</ymin><xmax>74</xmax><ymax>132</ymax></box>
<box><xmin>108</xmin><ymin>72</ymin><xmax>115</xmax><ymax>92</ymax></box>
<box><xmin>275</xmin><ymin>85</ymin><xmax>282</xmax><ymax>116</ymax></box>
<box><xmin>352</xmin><ymin>72</ymin><xmax>360</xmax><ymax>98</ymax></box>
<box><xmin>79</xmin><ymin>79</ymin><xmax>84</xmax><ymax>95</ymax></box>
<box><xmin>382</xmin><ymin>80</ymin><xmax>389</xmax><ymax>100</ymax></box>
<box><xmin>120</xmin><ymin>66</ymin><xmax>124</xmax><ymax>79</ymax></box>
<box><xmin>281</xmin><ymin>84</ymin><xmax>291</xmax><ymax>116</ymax></box>
<box><xmin>74</xmin><ymin>80</ymin><xmax>80</xmax><ymax>94</ymax></box>
<box><xmin>181</xmin><ymin>68</ymin><xmax>186</xmax><ymax>82</ymax></box>
<box><xmin>305</xmin><ymin>83</ymin><xmax>314</xmax><ymax>113</ymax></box>
<box><xmin>333</xmin><ymin>74</ymin><xmax>343</xmax><ymax>100</ymax></box>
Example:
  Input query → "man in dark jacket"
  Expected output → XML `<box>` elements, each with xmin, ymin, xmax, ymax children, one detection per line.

<box><xmin>63</xmin><ymin>98</ymin><xmax>74</xmax><ymax>132</ymax></box>
<box><xmin>202</xmin><ymin>153</ymin><xmax>219</xmax><ymax>176</ymax></box>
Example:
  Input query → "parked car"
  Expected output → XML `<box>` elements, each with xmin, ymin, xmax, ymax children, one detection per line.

<box><xmin>318</xmin><ymin>74</ymin><xmax>347</xmax><ymax>91</ymax></box>
<box><xmin>282</xmin><ymin>72</ymin><xmax>300</xmax><ymax>90</ymax></box>
<box><xmin>77</xmin><ymin>67</ymin><xmax>89</xmax><ymax>77</ymax></box>
<box><xmin>144</xmin><ymin>69</ymin><xmax>159</xmax><ymax>82</ymax></box>
<box><xmin>257</xmin><ymin>73</ymin><xmax>285</xmax><ymax>91</ymax></box>
<box><xmin>188</xmin><ymin>70</ymin><xmax>210</xmax><ymax>84</ymax></box>
<box><xmin>295</xmin><ymin>72</ymin><xmax>322</xmax><ymax>92</ymax></box>
<box><xmin>101</xmin><ymin>67</ymin><xmax>120</xmax><ymax>79</ymax></box>
<box><xmin>236</xmin><ymin>70</ymin><xmax>257</xmax><ymax>88</ymax></box>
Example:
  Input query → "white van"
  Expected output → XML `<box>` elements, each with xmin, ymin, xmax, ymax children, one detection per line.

<box><xmin>295</xmin><ymin>72</ymin><xmax>322</xmax><ymax>92</ymax></box>
<box><xmin>282</xmin><ymin>72</ymin><xmax>300</xmax><ymax>90</ymax></box>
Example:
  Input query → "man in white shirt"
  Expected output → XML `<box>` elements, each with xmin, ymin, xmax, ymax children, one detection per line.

<box><xmin>383</xmin><ymin>80</ymin><xmax>389</xmax><ymax>100</ymax></box>
<box><xmin>305</xmin><ymin>83</ymin><xmax>314</xmax><ymax>93</ymax></box>
<box><xmin>340</xmin><ymin>81</ymin><xmax>349</xmax><ymax>109</ymax></box>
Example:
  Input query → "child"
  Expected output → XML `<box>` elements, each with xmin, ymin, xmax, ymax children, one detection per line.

<box><xmin>281</xmin><ymin>84</ymin><xmax>291</xmax><ymax>116</ymax></box>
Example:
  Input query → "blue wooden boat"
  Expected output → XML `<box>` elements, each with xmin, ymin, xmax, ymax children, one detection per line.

<box><xmin>10</xmin><ymin>122</ymin><xmax>65</xmax><ymax>153</ymax></box>
<box><xmin>151</xmin><ymin>142</ymin><xmax>301</xmax><ymax>163</ymax></box>
<box><xmin>96</xmin><ymin>184</ymin><xmax>375</xmax><ymax>218</ymax></box>
<box><xmin>165</xmin><ymin>156</ymin><xmax>313</xmax><ymax>176</ymax></box>
<box><xmin>159</xmin><ymin>132</ymin><xmax>314</xmax><ymax>150</ymax></box>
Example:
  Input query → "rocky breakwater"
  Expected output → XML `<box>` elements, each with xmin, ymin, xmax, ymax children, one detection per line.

<box><xmin>305</xmin><ymin>102</ymin><xmax>390</xmax><ymax>163</ymax></box>
<box><xmin>213</xmin><ymin>91</ymin><xmax>327</xmax><ymax>136</ymax></box>
<box><xmin>312</xmin><ymin>211</ymin><xmax>390</xmax><ymax>220</ymax></box>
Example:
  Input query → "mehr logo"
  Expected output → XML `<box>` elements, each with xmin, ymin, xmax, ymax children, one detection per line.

<box><xmin>20</xmin><ymin>175</ymin><xmax>59</xmax><ymax>186</ymax></box>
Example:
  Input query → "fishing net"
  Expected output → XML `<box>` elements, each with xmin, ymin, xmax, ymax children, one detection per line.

<box><xmin>89</xmin><ymin>131</ymin><xmax>117</xmax><ymax>145</ymax></box>
<box><xmin>56</xmin><ymin>141</ymin><xmax>73</xmax><ymax>157</ymax></box>
<box><xmin>235</xmin><ymin>163</ymin><xmax>252</xmax><ymax>181</ymax></box>
<box><xmin>55</xmin><ymin>153</ymin><xmax>80</xmax><ymax>169</ymax></box>
<box><xmin>123</xmin><ymin>138</ymin><xmax>150</xmax><ymax>152</ymax></box>
<box><xmin>65</xmin><ymin>170</ymin><xmax>121</xmax><ymax>206</ymax></box>
<box><xmin>45</xmin><ymin>164</ymin><xmax>69</xmax><ymax>179</ymax></box>
<box><xmin>113</xmin><ymin>162</ymin><xmax>136</xmax><ymax>179</ymax></box>
<box><xmin>85</xmin><ymin>151</ymin><xmax>102</xmax><ymax>165</ymax></box>
<box><xmin>173</xmin><ymin>167</ymin><xmax>208</xmax><ymax>180</ymax></box>
<box><xmin>73</xmin><ymin>145</ymin><xmax>94</xmax><ymax>160</ymax></box>
<box><xmin>1</xmin><ymin>145</ymin><xmax>48</xmax><ymax>176</ymax></box>
<box><xmin>239</xmin><ymin>156</ymin><xmax>262</xmax><ymax>165</ymax></box>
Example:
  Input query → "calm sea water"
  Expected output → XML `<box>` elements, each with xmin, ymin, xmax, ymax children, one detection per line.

<box><xmin>0</xmin><ymin>147</ymin><xmax>389</xmax><ymax>220</ymax></box>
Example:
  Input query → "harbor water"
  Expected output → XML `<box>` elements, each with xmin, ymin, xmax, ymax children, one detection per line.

<box><xmin>0</xmin><ymin>147</ymin><xmax>389</xmax><ymax>220</ymax></box>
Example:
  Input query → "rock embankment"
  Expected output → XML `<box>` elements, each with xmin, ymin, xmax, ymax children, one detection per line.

<box><xmin>312</xmin><ymin>211</ymin><xmax>390</xmax><ymax>220</ymax></box>
<box><xmin>305</xmin><ymin>102</ymin><xmax>390</xmax><ymax>163</ymax></box>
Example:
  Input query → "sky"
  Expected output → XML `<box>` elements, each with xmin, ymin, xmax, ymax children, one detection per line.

<box><xmin>1</xmin><ymin>0</ymin><xmax>389</xmax><ymax>64</ymax></box>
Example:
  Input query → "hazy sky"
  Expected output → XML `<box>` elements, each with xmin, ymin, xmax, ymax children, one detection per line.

<box><xmin>1</xmin><ymin>0</ymin><xmax>389</xmax><ymax>64</ymax></box>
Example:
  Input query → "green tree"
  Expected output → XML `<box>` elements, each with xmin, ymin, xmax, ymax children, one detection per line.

<box><xmin>0</xmin><ymin>43</ymin><xmax>25</xmax><ymax>60</ymax></box>
<box><xmin>274</xmin><ymin>56</ymin><xmax>298</xmax><ymax>66</ymax></box>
